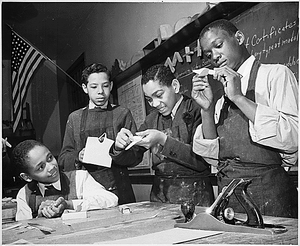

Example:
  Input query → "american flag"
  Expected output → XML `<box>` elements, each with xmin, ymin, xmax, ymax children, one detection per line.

<box><xmin>11</xmin><ymin>30</ymin><xmax>45</xmax><ymax>132</ymax></box>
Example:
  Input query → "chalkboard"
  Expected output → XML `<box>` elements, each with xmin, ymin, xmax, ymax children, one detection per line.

<box><xmin>233</xmin><ymin>2</ymin><xmax>298</xmax><ymax>78</ymax></box>
<box><xmin>174</xmin><ymin>2</ymin><xmax>298</xmax><ymax>96</ymax></box>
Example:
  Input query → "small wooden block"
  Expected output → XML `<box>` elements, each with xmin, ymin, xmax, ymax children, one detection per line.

<box><xmin>61</xmin><ymin>211</ymin><xmax>87</xmax><ymax>220</ymax></box>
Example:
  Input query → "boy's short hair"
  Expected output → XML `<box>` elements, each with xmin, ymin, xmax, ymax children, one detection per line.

<box><xmin>141</xmin><ymin>64</ymin><xmax>175</xmax><ymax>87</ymax></box>
<box><xmin>199</xmin><ymin>19</ymin><xmax>238</xmax><ymax>40</ymax></box>
<box><xmin>12</xmin><ymin>140</ymin><xmax>45</xmax><ymax>174</ymax></box>
<box><xmin>81</xmin><ymin>63</ymin><xmax>111</xmax><ymax>85</ymax></box>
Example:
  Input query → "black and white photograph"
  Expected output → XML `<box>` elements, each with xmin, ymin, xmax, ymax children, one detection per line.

<box><xmin>2</xmin><ymin>1</ymin><xmax>298</xmax><ymax>244</ymax></box>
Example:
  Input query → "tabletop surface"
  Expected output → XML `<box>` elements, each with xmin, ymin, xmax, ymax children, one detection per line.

<box><xmin>2</xmin><ymin>201</ymin><xmax>298</xmax><ymax>244</ymax></box>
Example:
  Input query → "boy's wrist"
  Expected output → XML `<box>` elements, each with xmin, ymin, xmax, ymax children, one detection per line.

<box><xmin>201</xmin><ymin>107</ymin><xmax>215</xmax><ymax>117</ymax></box>
<box><xmin>231</xmin><ymin>94</ymin><xmax>245</xmax><ymax>105</ymax></box>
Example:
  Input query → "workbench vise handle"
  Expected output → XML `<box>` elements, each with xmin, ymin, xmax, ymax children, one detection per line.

<box><xmin>233</xmin><ymin>179</ymin><xmax>264</xmax><ymax>228</ymax></box>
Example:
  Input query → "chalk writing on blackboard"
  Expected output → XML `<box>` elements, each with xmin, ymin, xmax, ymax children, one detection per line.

<box><xmin>234</xmin><ymin>2</ymin><xmax>299</xmax><ymax>78</ymax></box>
<box><xmin>244</xmin><ymin>19</ymin><xmax>298</xmax><ymax>61</ymax></box>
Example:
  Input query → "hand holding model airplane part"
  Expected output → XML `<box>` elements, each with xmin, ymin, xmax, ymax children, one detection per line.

<box><xmin>193</xmin><ymin>67</ymin><xmax>216</xmax><ymax>77</ymax></box>
<box><xmin>125</xmin><ymin>135</ymin><xmax>144</xmax><ymax>150</ymax></box>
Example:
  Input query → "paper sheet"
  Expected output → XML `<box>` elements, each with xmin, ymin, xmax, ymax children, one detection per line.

<box><xmin>97</xmin><ymin>228</ymin><xmax>222</xmax><ymax>244</ymax></box>
<box><xmin>193</xmin><ymin>67</ymin><xmax>215</xmax><ymax>76</ymax></box>
<box><xmin>82</xmin><ymin>134</ymin><xmax>114</xmax><ymax>168</ymax></box>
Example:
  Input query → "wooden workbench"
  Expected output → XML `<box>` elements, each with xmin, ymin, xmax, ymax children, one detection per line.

<box><xmin>2</xmin><ymin>201</ymin><xmax>298</xmax><ymax>244</ymax></box>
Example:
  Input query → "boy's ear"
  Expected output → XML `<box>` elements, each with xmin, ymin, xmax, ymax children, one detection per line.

<box><xmin>109</xmin><ymin>81</ymin><xmax>113</xmax><ymax>92</ymax></box>
<box><xmin>171</xmin><ymin>79</ymin><xmax>180</xmax><ymax>93</ymax></box>
<box><xmin>235</xmin><ymin>30</ymin><xmax>245</xmax><ymax>45</ymax></box>
<box><xmin>82</xmin><ymin>83</ymin><xmax>88</xmax><ymax>94</ymax></box>
<box><xmin>20</xmin><ymin>173</ymin><xmax>32</xmax><ymax>182</ymax></box>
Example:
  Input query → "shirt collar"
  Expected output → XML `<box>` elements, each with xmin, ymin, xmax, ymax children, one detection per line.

<box><xmin>171</xmin><ymin>95</ymin><xmax>183</xmax><ymax>120</ymax></box>
<box><xmin>237</xmin><ymin>55</ymin><xmax>255</xmax><ymax>95</ymax></box>
<box><xmin>88</xmin><ymin>100</ymin><xmax>108</xmax><ymax>109</ymax></box>
<box><xmin>38</xmin><ymin>179</ymin><xmax>61</xmax><ymax>197</ymax></box>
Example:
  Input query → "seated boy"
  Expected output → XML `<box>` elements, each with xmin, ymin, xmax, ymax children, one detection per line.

<box><xmin>12</xmin><ymin>140</ymin><xmax>118</xmax><ymax>221</ymax></box>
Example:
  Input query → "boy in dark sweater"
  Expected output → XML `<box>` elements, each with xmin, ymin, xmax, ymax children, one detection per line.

<box><xmin>110</xmin><ymin>64</ymin><xmax>214</xmax><ymax>206</ymax></box>
<box><xmin>58</xmin><ymin>63</ymin><xmax>137</xmax><ymax>204</ymax></box>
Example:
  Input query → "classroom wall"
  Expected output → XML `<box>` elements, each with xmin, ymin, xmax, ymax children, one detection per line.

<box><xmin>57</xmin><ymin>2</ymin><xmax>208</xmax><ymax>70</ymax></box>
<box><xmin>2</xmin><ymin>2</ymin><xmax>208</xmax><ymax>157</ymax></box>
<box><xmin>31</xmin><ymin>65</ymin><xmax>62</xmax><ymax>157</ymax></box>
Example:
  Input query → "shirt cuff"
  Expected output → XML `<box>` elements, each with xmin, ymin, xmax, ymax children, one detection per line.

<box><xmin>193</xmin><ymin>125</ymin><xmax>219</xmax><ymax>165</ymax></box>
<box><xmin>280</xmin><ymin>151</ymin><xmax>298</xmax><ymax>167</ymax></box>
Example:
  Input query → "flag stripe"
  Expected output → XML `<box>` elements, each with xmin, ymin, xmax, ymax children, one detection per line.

<box><xmin>11</xmin><ymin>30</ymin><xmax>45</xmax><ymax>132</ymax></box>
<box><xmin>12</xmin><ymin>52</ymin><xmax>42</xmax><ymax>114</ymax></box>
<box><xmin>20</xmin><ymin>54</ymin><xmax>43</xmax><ymax>97</ymax></box>
<box><xmin>19</xmin><ymin>48</ymin><xmax>38</xmax><ymax>88</ymax></box>
<box><xmin>21</xmin><ymin>57</ymin><xmax>44</xmax><ymax>105</ymax></box>
<box><xmin>12</xmin><ymin>47</ymin><xmax>35</xmax><ymax>88</ymax></box>
<box><xmin>12</xmin><ymin>108</ymin><xmax>22</xmax><ymax>133</ymax></box>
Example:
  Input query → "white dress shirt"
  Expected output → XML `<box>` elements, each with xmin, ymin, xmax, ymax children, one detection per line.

<box><xmin>193</xmin><ymin>55</ymin><xmax>298</xmax><ymax>167</ymax></box>
<box><xmin>16</xmin><ymin>170</ymin><xmax>118</xmax><ymax>221</ymax></box>
<box><xmin>171</xmin><ymin>95</ymin><xmax>183</xmax><ymax>120</ymax></box>
<box><xmin>88</xmin><ymin>100</ymin><xmax>108</xmax><ymax>109</ymax></box>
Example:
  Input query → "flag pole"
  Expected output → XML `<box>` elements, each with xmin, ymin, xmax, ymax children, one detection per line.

<box><xmin>7</xmin><ymin>23</ymin><xmax>81</xmax><ymax>88</ymax></box>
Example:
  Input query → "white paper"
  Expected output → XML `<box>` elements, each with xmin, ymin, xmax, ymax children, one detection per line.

<box><xmin>61</xmin><ymin>211</ymin><xmax>87</xmax><ymax>220</ymax></box>
<box><xmin>98</xmin><ymin>228</ymin><xmax>222</xmax><ymax>244</ymax></box>
<box><xmin>125</xmin><ymin>136</ymin><xmax>143</xmax><ymax>150</ymax></box>
<box><xmin>193</xmin><ymin>67</ymin><xmax>215</xmax><ymax>76</ymax></box>
<box><xmin>82</xmin><ymin>134</ymin><xmax>114</xmax><ymax>168</ymax></box>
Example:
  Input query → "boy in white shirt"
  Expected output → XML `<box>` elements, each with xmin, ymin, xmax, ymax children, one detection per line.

<box><xmin>191</xmin><ymin>19</ymin><xmax>298</xmax><ymax>218</ymax></box>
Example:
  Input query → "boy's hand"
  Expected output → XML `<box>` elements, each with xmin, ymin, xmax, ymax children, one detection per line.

<box><xmin>39</xmin><ymin>197</ymin><xmax>71</xmax><ymax>219</ymax></box>
<box><xmin>213</xmin><ymin>66</ymin><xmax>243</xmax><ymax>102</ymax></box>
<box><xmin>37</xmin><ymin>200</ymin><xmax>55</xmax><ymax>217</ymax></box>
<box><xmin>135</xmin><ymin>129</ymin><xmax>167</xmax><ymax>149</ymax></box>
<box><xmin>115</xmin><ymin>128</ymin><xmax>134</xmax><ymax>151</ymax></box>
<box><xmin>191</xmin><ymin>74</ymin><xmax>213</xmax><ymax>111</ymax></box>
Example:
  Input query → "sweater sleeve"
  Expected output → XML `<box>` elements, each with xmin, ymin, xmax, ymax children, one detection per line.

<box><xmin>159</xmin><ymin>100</ymin><xmax>210</xmax><ymax>172</ymax></box>
<box><xmin>110</xmin><ymin>109</ymin><xmax>146</xmax><ymax>167</ymax></box>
